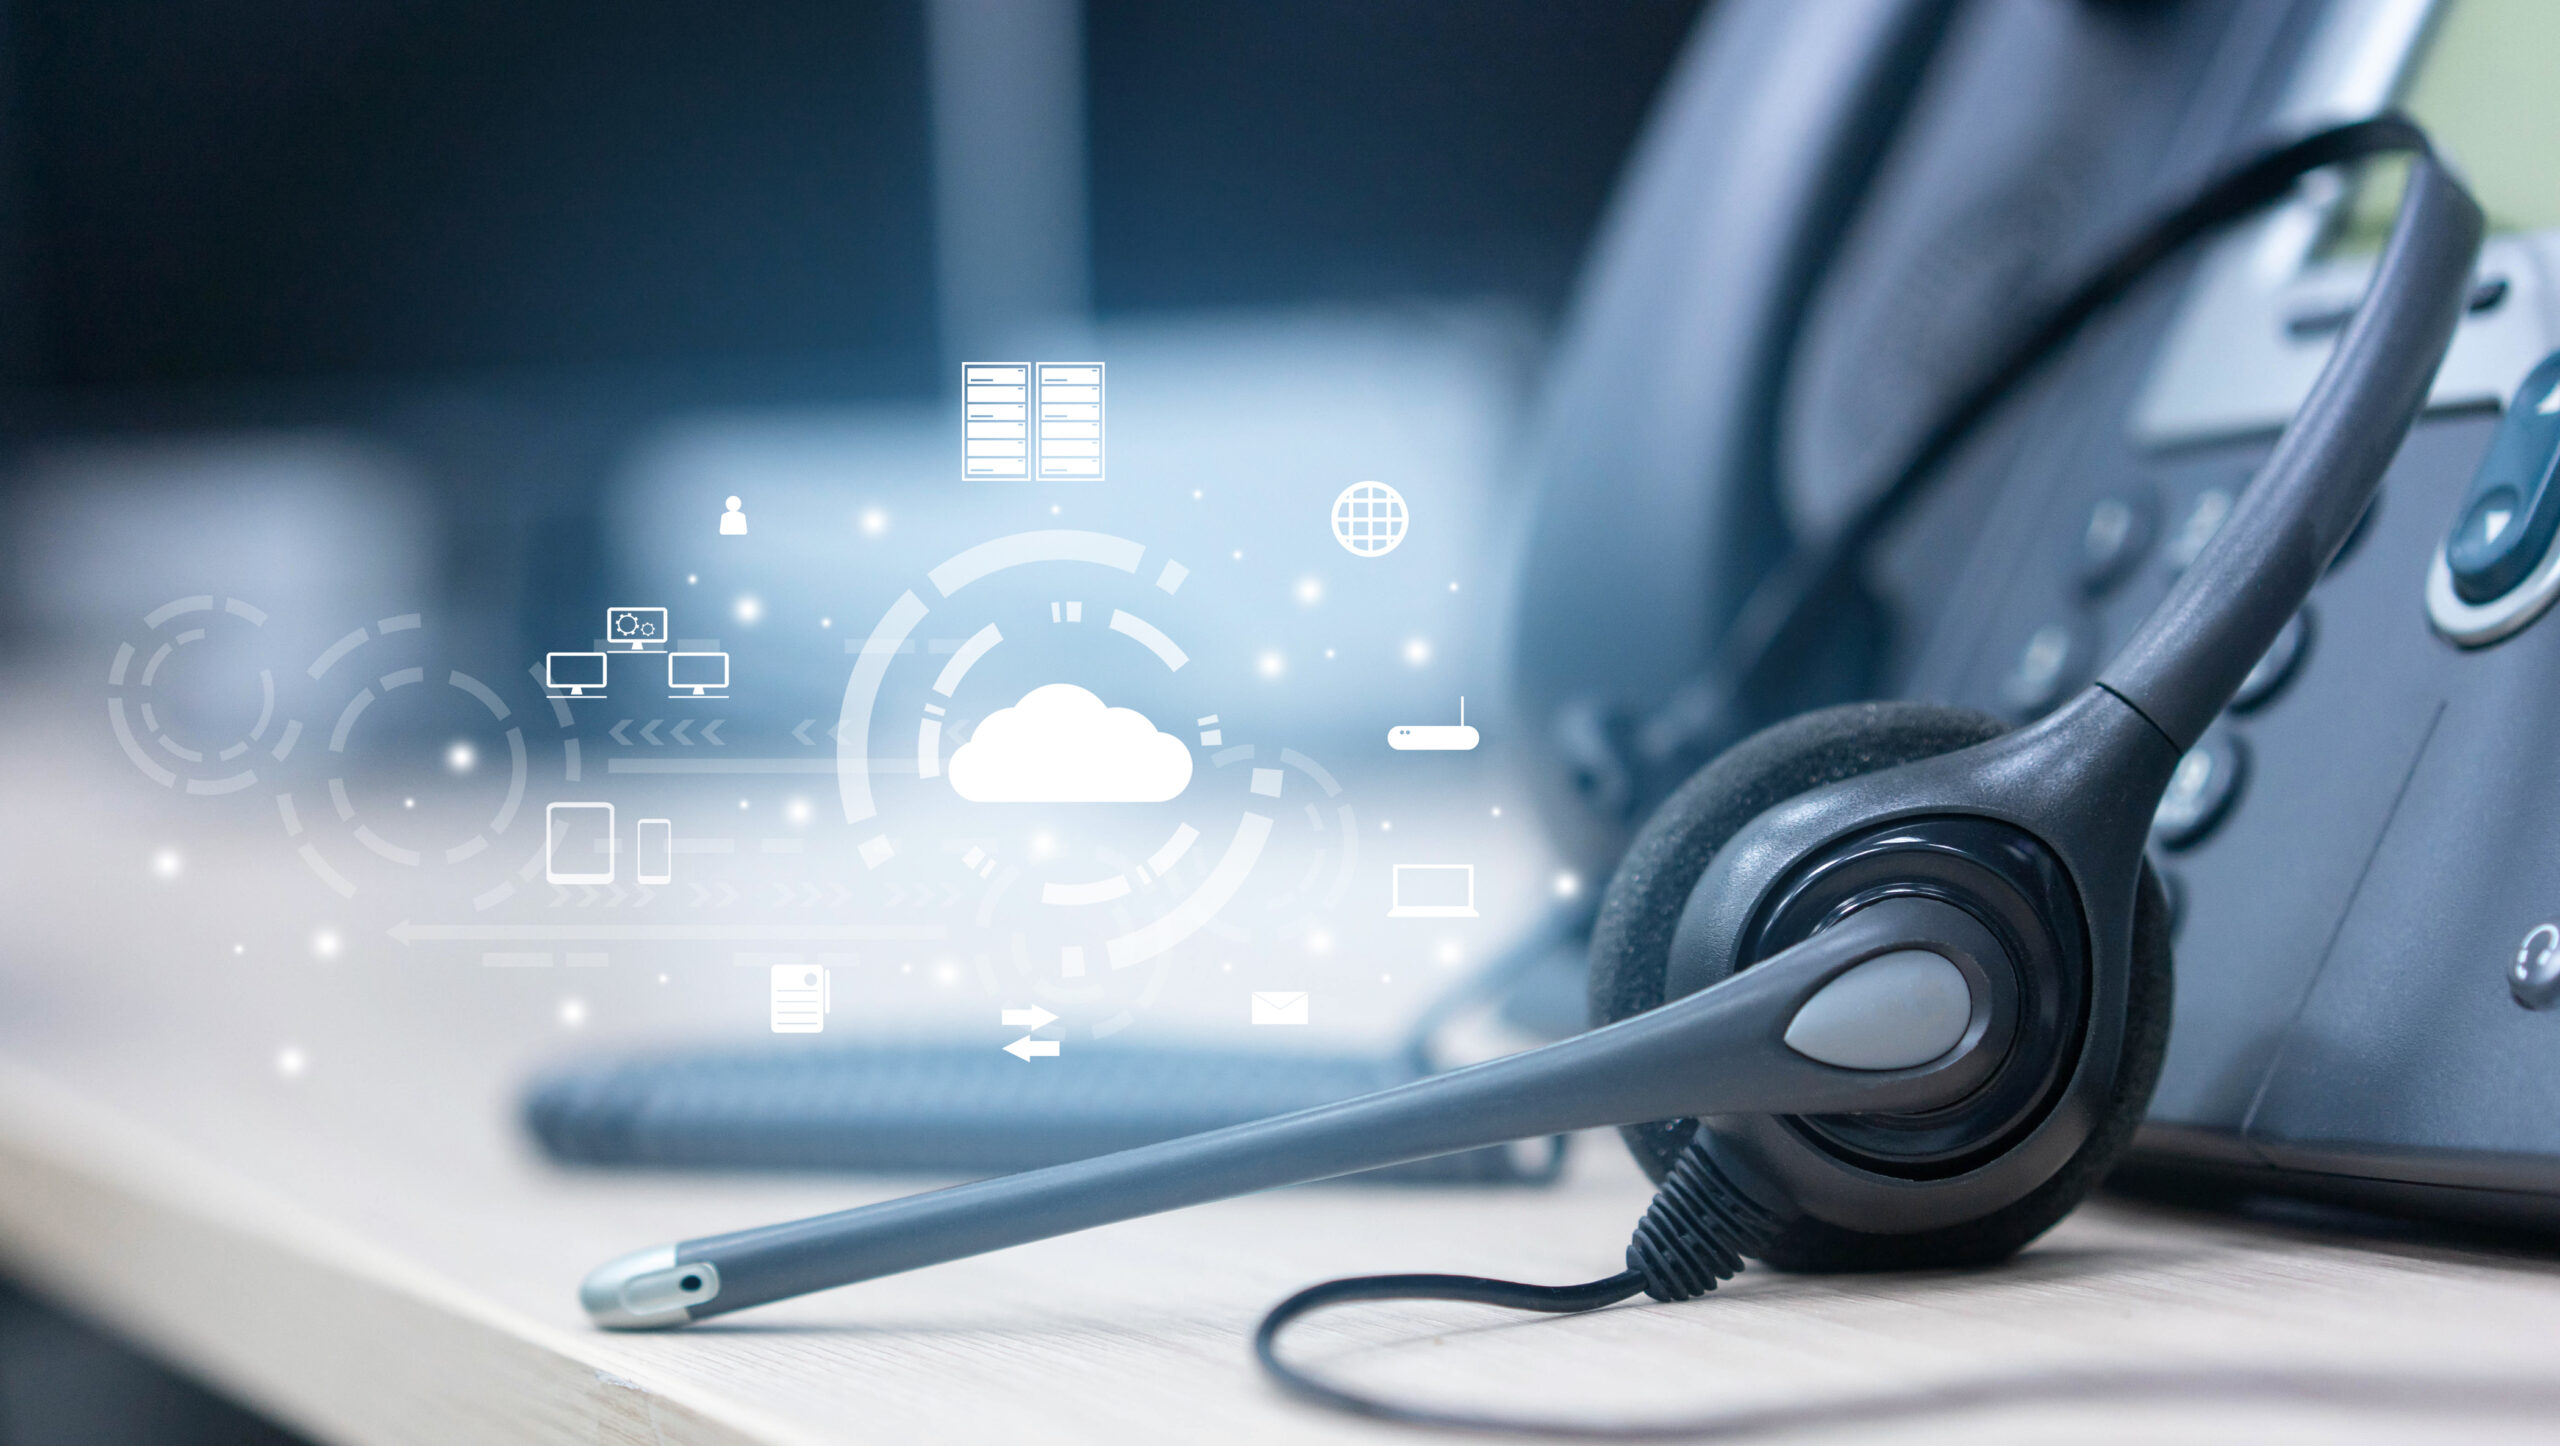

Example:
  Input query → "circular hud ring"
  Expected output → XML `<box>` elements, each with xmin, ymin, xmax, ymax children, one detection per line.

<box><xmin>106</xmin><ymin>594</ymin><xmax>287</xmax><ymax>796</ymax></box>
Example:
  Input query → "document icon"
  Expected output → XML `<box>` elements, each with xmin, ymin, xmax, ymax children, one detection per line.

<box><xmin>1251</xmin><ymin>991</ymin><xmax>1310</xmax><ymax>1026</ymax></box>
<box><xmin>771</xmin><ymin>965</ymin><xmax>829</xmax><ymax>1034</ymax></box>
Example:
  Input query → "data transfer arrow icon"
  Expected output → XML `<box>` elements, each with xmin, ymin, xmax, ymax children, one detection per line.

<box><xmin>1003</xmin><ymin>1036</ymin><xmax>1061</xmax><ymax>1061</ymax></box>
<box><xmin>999</xmin><ymin>1005</ymin><xmax>1059</xmax><ymax>1028</ymax></box>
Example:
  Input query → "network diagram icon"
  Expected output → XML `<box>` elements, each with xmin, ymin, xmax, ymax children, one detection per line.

<box><xmin>1331</xmin><ymin>481</ymin><xmax>1408</xmax><ymax>557</ymax></box>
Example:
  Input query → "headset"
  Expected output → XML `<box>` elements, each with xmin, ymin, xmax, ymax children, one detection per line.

<box><xmin>577</xmin><ymin>116</ymin><xmax>2481</xmax><ymax>1432</ymax></box>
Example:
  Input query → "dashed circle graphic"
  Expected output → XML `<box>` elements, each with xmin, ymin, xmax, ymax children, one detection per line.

<box><xmin>277</xmin><ymin>614</ymin><xmax>580</xmax><ymax>906</ymax></box>
<box><xmin>107</xmin><ymin>594</ymin><xmax>286</xmax><ymax>796</ymax></box>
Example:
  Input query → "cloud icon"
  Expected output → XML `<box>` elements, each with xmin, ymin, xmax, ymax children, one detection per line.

<box><xmin>947</xmin><ymin>683</ymin><xmax>1194</xmax><ymax>803</ymax></box>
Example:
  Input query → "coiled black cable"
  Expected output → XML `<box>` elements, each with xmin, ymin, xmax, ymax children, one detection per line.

<box><xmin>1256</xmin><ymin>113</ymin><xmax>2449</xmax><ymax>1436</ymax></box>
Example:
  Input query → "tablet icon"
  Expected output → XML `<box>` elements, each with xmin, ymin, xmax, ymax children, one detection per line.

<box><xmin>545</xmin><ymin>802</ymin><xmax>615</xmax><ymax>885</ymax></box>
<box><xmin>1388</xmin><ymin>864</ymin><xmax>1477</xmax><ymax>918</ymax></box>
<box><xmin>1388</xmin><ymin>696</ymin><xmax>1480</xmax><ymax>752</ymax></box>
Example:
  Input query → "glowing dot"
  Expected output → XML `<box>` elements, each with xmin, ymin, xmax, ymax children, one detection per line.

<box><xmin>1324</xmin><ymin>648</ymin><xmax>1336</xmax><ymax>659</ymax></box>
<box><xmin>558</xmin><ymin>997</ymin><xmax>588</xmax><ymax>1028</ymax></box>
<box><xmin>1436</xmin><ymin>940</ymin><xmax>1464</xmax><ymax>966</ymax></box>
<box><xmin>1030</xmin><ymin>831</ymin><xmax>1057</xmax><ymax>859</ymax></box>
<box><xmin>786</xmin><ymin>797</ymin><xmax>812</xmax><ymax>824</ymax></box>
<box><xmin>402</xmin><ymin>797</ymin><xmax>416</xmax><ymax>810</ymax></box>
<box><xmin>1449</xmin><ymin>581</ymin><xmax>1461</xmax><ymax>592</ymax></box>
<box><xmin>1257</xmin><ymin>650</ymin><xmax>1286</xmax><ymax>679</ymax></box>
<box><xmin>1049</xmin><ymin>504</ymin><xmax>1062</xmax><ymax>515</ymax></box>
<box><xmin>657</xmin><ymin>972</ymin><xmax>669</xmax><ymax>984</ymax></box>
<box><xmin>861</xmin><ymin>508</ymin><xmax>889</xmax><ymax>536</ymax></box>
<box><xmin>312</xmin><ymin>929</ymin><xmax>341</xmax><ymax>959</ymax></box>
<box><xmin>820</xmin><ymin>617</ymin><xmax>833</xmax><ymax>629</ymax></box>
<box><xmin>1381</xmin><ymin>973</ymin><xmax>1393</xmax><ymax>985</ymax></box>
<box><xmin>150</xmin><ymin>848</ymin><xmax>182</xmax><ymax>880</ymax></box>
<box><xmin>275</xmin><ymin>1047</ymin><xmax>307</xmax><ymax>1079</ymax></box>
<box><xmin>1233</xmin><ymin>549</ymin><xmax>1245</xmax><ymax>561</ymax></box>
<box><xmin>1553</xmin><ymin>871</ymin><xmax>1583</xmax><ymax>900</ymax></box>
<box><xmin>1221</xmin><ymin>960</ymin><xmax>1233</xmax><ymax>972</ymax></box>
<box><xmin>1307</xmin><ymin>929</ymin><xmax>1335</xmax><ymax>955</ymax></box>
<box><xmin>738</xmin><ymin>798</ymin><xmax>751</xmax><ymax>810</ymax></box>
<box><xmin>1192</xmin><ymin>489</ymin><xmax>1203</xmax><ymax>500</ymax></box>
<box><xmin>447</xmin><ymin>740</ymin><xmax>477</xmax><ymax>773</ymax></box>
<box><xmin>1380</xmin><ymin>820</ymin><xmax>1393</xmax><ymax>832</ymax></box>
<box><xmin>735</xmin><ymin>595</ymin><xmax>763</xmax><ymax>624</ymax></box>
<box><xmin>934</xmin><ymin>960</ymin><xmax>959</xmax><ymax>986</ymax></box>
<box><xmin>231</xmin><ymin>943</ymin><xmax>245</xmax><ymax>956</ymax></box>
<box><xmin>900</xmin><ymin>961</ymin><xmax>913</xmax><ymax>974</ymax></box>
<box><xmin>687</xmin><ymin>573</ymin><xmax>699</xmax><ymax>585</ymax></box>
<box><xmin>1294</xmin><ymin>577</ymin><xmax>1324</xmax><ymax>606</ymax></box>
<box><xmin>1403</xmin><ymin>637</ymin><xmax>1432</xmax><ymax>667</ymax></box>
<box><xmin>1490</xmin><ymin>806</ymin><xmax>1503</xmax><ymax>817</ymax></box>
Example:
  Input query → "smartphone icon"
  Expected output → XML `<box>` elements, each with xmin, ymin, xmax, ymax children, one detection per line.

<box><xmin>636</xmin><ymin>817</ymin><xmax>672</xmax><ymax>886</ymax></box>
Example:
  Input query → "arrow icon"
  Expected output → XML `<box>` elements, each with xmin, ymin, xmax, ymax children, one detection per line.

<box><xmin>793</xmin><ymin>719</ymin><xmax>816</xmax><ymax>746</ymax></box>
<box><xmin>1000</xmin><ymin>1005</ymin><xmax>1059</xmax><ymax>1028</ymax></box>
<box><xmin>610</xmin><ymin>719</ymin><xmax>633</xmax><ymax>745</ymax></box>
<box><xmin>1003</xmin><ymin>1036</ymin><xmax>1061</xmax><ymax>1061</ymax></box>
<box><xmin>640</xmin><ymin>719</ymin><xmax>663</xmax><ymax>745</ymax></box>
<box><xmin>671</xmin><ymin>719</ymin><xmax>694</xmax><ymax>745</ymax></box>
<box><xmin>702</xmin><ymin>719</ymin><xmax>725</xmax><ymax>745</ymax></box>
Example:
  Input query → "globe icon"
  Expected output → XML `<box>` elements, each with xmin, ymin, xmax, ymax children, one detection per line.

<box><xmin>1331</xmin><ymin>481</ymin><xmax>1409</xmax><ymax>557</ymax></box>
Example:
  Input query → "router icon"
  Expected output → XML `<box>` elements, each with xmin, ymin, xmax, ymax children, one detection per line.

<box><xmin>1388</xmin><ymin>696</ymin><xmax>1481</xmax><ymax>752</ymax></box>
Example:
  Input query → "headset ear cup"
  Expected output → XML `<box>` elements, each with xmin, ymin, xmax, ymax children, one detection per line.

<box><xmin>1743</xmin><ymin>862</ymin><xmax>2172</xmax><ymax>1272</ymax></box>
<box><xmin>1587</xmin><ymin>699</ymin><xmax>2175</xmax><ymax>1273</ymax></box>
<box><xmin>1589</xmin><ymin>701</ymin><xmax>2014</xmax><ymax>1181</ymax></box>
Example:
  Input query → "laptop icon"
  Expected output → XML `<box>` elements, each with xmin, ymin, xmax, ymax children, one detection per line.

<box><xmin>1388</xmin><ymin>863</ymin><xmax>1478</xmax><ymax>918</ymax></box>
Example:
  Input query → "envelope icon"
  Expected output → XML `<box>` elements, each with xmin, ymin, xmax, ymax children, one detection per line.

<box><xmin>1251</xmin><ymin>991</ymin><xmax>1310</xmax><ymax>1026</ymax></box>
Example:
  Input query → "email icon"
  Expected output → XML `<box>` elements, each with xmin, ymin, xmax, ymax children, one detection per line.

<box><xmin>1251</xmin><ymin>991</ymin><xmax>1310</xmax><ymax>1026</ymax></box>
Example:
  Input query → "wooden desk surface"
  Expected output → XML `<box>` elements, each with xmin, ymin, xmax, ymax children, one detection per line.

<box><xmin>6</xmin><ymin>708</ymin><xmax>2560</xmax><ymax>1445</ymax></box>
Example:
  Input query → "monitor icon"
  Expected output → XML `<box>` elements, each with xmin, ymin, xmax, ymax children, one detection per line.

<box><xmin>668</xmin><ymin>650</ymin><xmax>729</xmax><ymax>699</ymax></box>
<box><xmin>1388</xmin><ymin>864</ymin><xmax>1477</xmax><ymax>918</ymax></box>
<box><xmin>545</xmin><ymin>652</ymin><xmax>608</xmax><ymax>697</ymax></box>
<box><xmin>605</xmin><ymin>606</ymin><xmax>669</xmax><ymax>650</ymax></box>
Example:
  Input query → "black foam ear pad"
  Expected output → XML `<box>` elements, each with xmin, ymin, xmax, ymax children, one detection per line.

<box><xmin>1586</xmin><ymin>699</ymin><xmax>2174</xmax><ymax>1271</ymax></box>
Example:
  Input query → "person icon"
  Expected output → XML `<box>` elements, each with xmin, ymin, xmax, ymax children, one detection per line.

<box><xmin>720</xmin><ymin>496</ymin><xmax>748</xmax><ymax>536</ymax></box>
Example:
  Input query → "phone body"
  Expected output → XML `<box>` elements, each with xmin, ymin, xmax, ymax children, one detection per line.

<box><xmin>1512</xmin><ymin>0</ymin><xmax>2560</xmax><ymax>1227</ymax></box>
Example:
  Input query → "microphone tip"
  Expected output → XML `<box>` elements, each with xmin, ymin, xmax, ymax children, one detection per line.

<box><xmin>581</xmin><ymin>1244</ymin><xmax>719</xmax><ymax>1329</ymax></box>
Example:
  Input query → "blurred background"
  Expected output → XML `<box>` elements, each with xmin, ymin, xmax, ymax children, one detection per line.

<box><xmin>0</xmin><ymin>0</ymin><xmax>1699</xmax><ymax>680</ymax></box>
<box><xmin>0</xmin><ymin>3</ymin><xmax>1707</xmax><ymax>1439</ymax></box>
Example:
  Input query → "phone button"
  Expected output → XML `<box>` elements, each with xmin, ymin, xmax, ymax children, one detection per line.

<box><xmin>2152</xmin><ymin>728</ymin><xmax>2246</xmax><ymax>851</ymax></box>
<box><xmin>2430</xmin><ymin>352</ymin><xmax>2560</xmax><ymax>645</ymax></box>
<box><xmin>2514</xmin><ymin>923</ymin><xmax>2560</xmax><ymax>1010</ymax></box>
<box><xmin>2079</xmin><ymin>490</ymin><xmax>2156</xmax><ymax>595</ymax></box>
<box><xmin>2230</xmin><ymin>609</ymin><xmax>2311</xmax><ymax>714</ymax></box>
